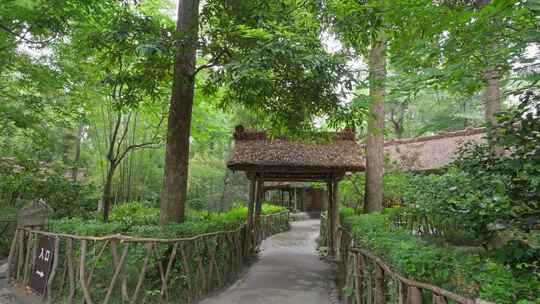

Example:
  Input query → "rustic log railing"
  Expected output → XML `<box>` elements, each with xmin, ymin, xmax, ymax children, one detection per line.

<box><xmin>336</xmin><ymin>227</ymin><xmax>487</xmax><ymax>304</ymax></box>
<box><xmin>7</xmin><ymin>211</ymin><xmax>290</xmax><ymax>304</ymax></box>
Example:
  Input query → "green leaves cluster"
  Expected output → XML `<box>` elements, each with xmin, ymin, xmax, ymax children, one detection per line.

<box><xmin>200</xmin><ymin>0</ymin><xmax>358</xmax><ymax>133</ymax></box>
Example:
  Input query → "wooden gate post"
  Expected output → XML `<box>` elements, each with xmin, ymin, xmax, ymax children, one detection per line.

<box><xmin>245</xmin><ymin>177</ymin><xmax>256</xmax><ymax>257</ymax></box>
<box><xmin>327</xmin><ymin>179</ymin><xmax>335</xmax><ymax>257</ymax></box>
<box><xmin>254</xmin><ymin>180</ymin><xmax>264</xmax><ymax>244</ymax></box>
<box><xmin>332</xmin><ymin>176</ymin><xmax>340</xmax><ymax>258</ymax></box>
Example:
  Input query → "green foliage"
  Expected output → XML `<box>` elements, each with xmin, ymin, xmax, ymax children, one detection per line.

<box><xmin>49</xmin><ymin>203</ymin><xmax>288</xmax><ymax>238</ymax></box>
<box><xmin>109</xmin><ymin>201</ymin><xmax>160</xmax><ymax>228</ymax></box>
<box><xmin>0</xmin><ymin>158</ymin><xmax>97</xmax><ymax>218</ymax></box>
<box><xmin>340</xmin><ymin>209</ymin><xmax>540</xmax><ymax>303</ymax></box>
<box><xmin>200</xmin><ymin>0</ymin><xmax>360</xmax><ymax>133</ymax></box>
<box><xmin>340</xmin><ymin>171</ymin><xmax>408</xmax><ymax>209</ymax></box>
<box><xmin>394</xmin><ymin>92</ymin><xmax>540</xmax><ymax>274</ymax></box>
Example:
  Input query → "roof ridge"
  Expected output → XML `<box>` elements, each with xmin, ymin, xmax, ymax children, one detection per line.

<box><xmin>233</xmin><ymin>125</ymin><xmax>357</xmax><ymax>141</ymax></box>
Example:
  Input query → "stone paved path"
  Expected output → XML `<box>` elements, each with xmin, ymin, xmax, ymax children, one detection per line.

<box><xmin>0</xmin><ymin>261</ymin><xmax>16</xmax><ymax>304</ymax></box>
<box><xmin>199</xmin><ymin>219</ymin><xmax>331</xmax><ymax>304</ymax></box>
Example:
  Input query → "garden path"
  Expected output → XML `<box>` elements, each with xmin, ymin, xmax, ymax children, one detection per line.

<box><xmin>199</xmin><ymin>219</ymin><xmax>332</xmax><ymax>304</ymax></box>
<box><xmin>0</xmin><ymin>261</ymin><xmax>16</xmax><ymax>304</ymax></box>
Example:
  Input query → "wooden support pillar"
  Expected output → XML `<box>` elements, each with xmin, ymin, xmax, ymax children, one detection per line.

<box><xmin>332</xmin><ymin>176</ymin><xmax>340</xmax><ymax>255</ymax></box>
<box><xmin>327</xmin><ymin>178</ymin><xmax>335</xmax><ymax>257</ymax></box>
<box><xmin>254</xmin><ymin>180</ymin><xmax>263</xmax><ymax>245</ymax></box>
<box><xmin>293</xmin><ymin>188</ymin><xmax>298</xmax><ymax>211</ymax></box>
<box><xmin>245</xmin><ymin>177</ymin><xmax>256</xmax><ymax>257</ymax></box>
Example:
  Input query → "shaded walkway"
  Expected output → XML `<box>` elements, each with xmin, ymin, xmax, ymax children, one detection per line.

<box><xmin>200</xmin><ymin>219</ymin><xmax>331</xmax><ymax>304</ymax></box>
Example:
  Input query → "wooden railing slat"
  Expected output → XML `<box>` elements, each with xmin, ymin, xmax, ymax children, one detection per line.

<box><xmin>103</xmin><ymin>242</ymin><xmax>130</xmax><ymax>304</ymax></box>
<box><xmin>407</xmin><ymin>286</ymin><xmax>422</xmax><ymax>304</ymax></box>
<box><xmin>79</xmin><ymin>240</ymin><xmax>94</xmax><ymax>304</ymax></box>
<box><xmin>46</xmin><ymin>237</ymin><xmax>60</xmax><ymax>304</ymax></box>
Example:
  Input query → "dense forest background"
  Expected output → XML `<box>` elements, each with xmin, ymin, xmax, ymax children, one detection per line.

<box><xmin>0</xmin><ymin>0</ymin><xmax>538</xmax><ymax>218</ymax></box>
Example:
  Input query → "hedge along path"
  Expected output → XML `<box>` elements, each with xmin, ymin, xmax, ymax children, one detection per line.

<box><xmin>335</xmin><ymin>227</ymin><xmax>492</xmax><ymax>304</ymax></box>
<box><xmin>6</xmin><ymin>211</ymin><xmax>290</xmax><ymax>304</ymax></box>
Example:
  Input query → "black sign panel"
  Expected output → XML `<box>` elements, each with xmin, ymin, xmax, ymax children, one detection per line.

<box><xmin>29</xmin><ymin>235</ymin><xmax>55</xmax><ymax>295</ymax></box>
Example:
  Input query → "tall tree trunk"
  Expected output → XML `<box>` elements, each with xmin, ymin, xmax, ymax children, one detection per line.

<box><xmin>364</xmin><ymin>34</ymin><xmax>387</xmax><ymax>214</ymax></box>
<box><xmin>484</xmin><ymin>67</ymin><xmax>501</xmax><ymax>125</ymax></box>
<box><xmin>102</xmin><ymin>167</ymin><xmax>115</xmax><ymax>222</ymax></box>
<box><xmin>160</xmin><ymin>0</ymin><xmax>200</xmax><ymax>225</ymax></box>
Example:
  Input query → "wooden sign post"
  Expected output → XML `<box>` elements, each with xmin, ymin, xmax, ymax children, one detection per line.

<box><xmin>29</xmin><ymin>235</ymin><xmax>55</xmax><ymax>295</ymax></box>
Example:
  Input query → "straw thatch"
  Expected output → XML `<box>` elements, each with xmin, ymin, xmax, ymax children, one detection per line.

<box><xmin>384</xmin><ymin>128</ymin><xmax>487</xmax><ymax>171</ymax></box>
<box><xmin>227</xmin><ymin>126</ymin><xmax>364</xmax><ymax>173</ymax></box>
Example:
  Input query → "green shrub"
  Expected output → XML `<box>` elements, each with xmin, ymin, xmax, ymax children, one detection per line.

<box><xmin>49</xmin><ymin>203</ymin><xmax>288</xmax><ymax>238</ymax></box>
<box><xmin>110</xmin><ymin>201</ymin><xmax>160</xmax><ymax>228</ymax></box>
<box><xmin>340</xmin><ymin>208</ymin><xmax>539</xmax><ymax>303</ymax></box>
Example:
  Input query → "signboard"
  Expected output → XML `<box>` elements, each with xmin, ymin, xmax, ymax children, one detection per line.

<box><xmin>29</xmin><ymin>235</ymin><xmax>55</xmax><ymax>295</ymax></box>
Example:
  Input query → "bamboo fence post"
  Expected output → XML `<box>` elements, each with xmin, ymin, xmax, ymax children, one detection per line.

<box><xmin>374</xmin><ymin>265</ymin><xmax>385</xmax><ymax>304</ymax></box>
<box><xmin>66</xmin><ymin>239</ymin><xmax>75</xmax><ymax>304</ymax></box>
<box><xmin>131</xmin><ymin>243</ymin><xmax>153</xmax><ymax>304</ymax></box>
<box><xmin>179</xmin><ymin>243</ymin><xmax>192</xmax><ymax>301</ymax></box>
<box><xmin>46</xmin><ymin>237</ymin><xmax>60</xmax><ymax>304</ymax></box>
<box><xmin>195</xmin><ymin>239</ymin><xmax>207</xmax><ymax>296</ymax></box>
<box><xmin>86</xmin><ymin>240</ymin><xmax>110</xmax><ymax>287</ymax></box>
<box><xmin>109</xmin><ymin>240</ymin><xmax>129</xmax><ymax>301</ymax></box>
<box><xmin>161</xmin><ymin>242</ymin><xmax>178</xmax><ymax>303</ymax></box>
<box><xmin>17</xmin><ymin>230</ymin><xmax>24</xmax><ymax>282</ymax></box>
<box><xmin>23</xmin><ymin>232</ymin><xmax>33</xmax><ymax>285</ymax></box>
<box><xmin>7</xmin><ymin>229</ymin><xmax>19</xmax><ymax>281</ymax></box>
<box><xmin>79</xmin><ymin>240</ymin><xmax>93</xmax><ymax>304</ymax></box>
<box><xmin>103</xmin><ymin>242</ymin><xmax>129</xmax><ymax>304</ymax></box>
<box><xmin>57</xmin><ymin>256</ymin><xmax>68</xmax><ymax>298</ymax></box>
<box><xmin>213</xmin><ymin>238</ymin><xmax>222</xmax><ymax>287</ymax></box>
<box><xmin>355</xmin><ymin>253</ymin><xmax>364</xmax><ymax>304</ymax></box>
<box><xmin>433</xmin><ymin>294</ymin><xmax>448</xmax><ymax>304</ymax></box>
<box><xmin>398</xmin><ymin>282</ymin><xmax>406</xmax><ymax>304</ymax></box>
<box><xmin>366</xmin><ymin>261</ymin><xmax>372</xmax><ymax>304</ymax></box>
<box><xmin>407</xmin><ymin>286</ymin><xmax>422</xmax><ymax>304</ymax></box>
<box><xmin>148</xmin><ymin>242</ymin><xmax>168</xmax><ymax>303</ymax></box>
<box><xmin>344</xmin><ymin>250</ymin><xmax>355</xmax><ymax>304</ymax></box>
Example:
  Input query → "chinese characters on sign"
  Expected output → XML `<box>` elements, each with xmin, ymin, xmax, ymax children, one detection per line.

<box><xmin>28</xmin><ymin>235</ymin><xmax>55</xmax><ymax>295</ymax></box>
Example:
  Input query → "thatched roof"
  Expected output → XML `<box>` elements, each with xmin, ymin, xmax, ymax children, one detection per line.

<box><xmin>227</xmin><ymin>126</ymin><xmax>364</xmax><ymax>174</ymax></box>
<box><xmin>384</xmin><ymin>128</ymin><xmax>487</xmax><ymax>171</ymax></box>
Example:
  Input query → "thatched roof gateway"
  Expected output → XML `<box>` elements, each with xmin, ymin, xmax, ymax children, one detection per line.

<box><xmin>227</xmin><ymin>126</ymin><xmax>364</xmax><ymax>180</ymax></box>
<box><xmin>384</xmin><ymin>128</ymin><xmax>487</xmax><ymax>171</ymax></box>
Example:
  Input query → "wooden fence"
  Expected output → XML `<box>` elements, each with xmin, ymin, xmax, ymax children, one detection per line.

<box><xmin>336</xmin><ymin>227</ymin><xmax>482</xmax><ymax>304</ymax></box>
<box><xmin>7</xmin><ymin>211</ymin><xmax>290</xmax><ymax>304</ymax></box>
